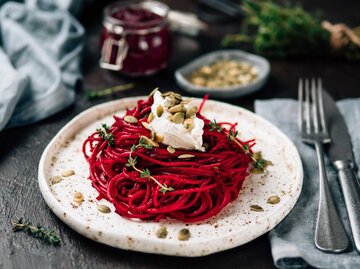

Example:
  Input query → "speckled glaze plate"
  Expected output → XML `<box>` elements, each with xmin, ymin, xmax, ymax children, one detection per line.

<box><xmin>38</xmin><ymin>97</ymin><xmax>303</xmax><ymax>257</ymax></box>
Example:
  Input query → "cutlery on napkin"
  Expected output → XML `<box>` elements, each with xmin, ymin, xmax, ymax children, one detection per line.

<box><xmin>255</xmin><ymin>97</ymin><xmax>360</xmax><ymax>269</ymax></box>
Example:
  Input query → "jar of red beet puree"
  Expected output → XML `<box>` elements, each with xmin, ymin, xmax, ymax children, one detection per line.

<box><xmin>100</xmin><ymin>0</ymin><xmax>171</xmax><ymax>76</ymax></box>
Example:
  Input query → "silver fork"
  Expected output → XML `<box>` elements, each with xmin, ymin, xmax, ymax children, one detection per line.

<box><xmin>298</xmin><ymin>78</ymin><xmax>349</xmax><ymax>253</ymax></box>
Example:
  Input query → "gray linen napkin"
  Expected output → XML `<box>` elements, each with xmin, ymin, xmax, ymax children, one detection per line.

<box><xmin>255</xmin><ymin>99</ymin><xmax>360</xmax><ymax>269</ymax></box>
<box><xmin>0</xmin><ymin>1</ymin><xmax>84</xmax><ymax>131</ymax></box>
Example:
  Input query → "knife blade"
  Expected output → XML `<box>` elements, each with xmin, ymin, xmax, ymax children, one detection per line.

<box><xmin>323</xmin><ymin>90</ymin><xmax>360</xmax><ymax>253</ymax></box>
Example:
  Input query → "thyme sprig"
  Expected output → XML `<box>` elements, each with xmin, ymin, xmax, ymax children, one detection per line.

<box><xmin>87</xmin><ymin>83</ymin><xmax>135</xmax><ymax>100</ymax></box>
<box><xmin>127</xmin><ymin>137</ymin><xmax>174</xmax><ymax>193</ymax></box>
<box><xmin>12</xmin><ymin>218</ymin><xmax>61</xmax><ymax>246</ymax></box>
<box><xmin>97</xmin><ymin>123</ymin><xmax>115</xmax><ymax>147</ymax></box>
<box><xmin>209</xmin><ymin>119</ymin><xmax>271</xmax><ymax>171</ymax></box>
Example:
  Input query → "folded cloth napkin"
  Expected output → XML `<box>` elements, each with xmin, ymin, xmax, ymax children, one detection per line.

<box><xmin>0</xmin><ymin>1</ymin><xmax>84</xmax><ymax>130</ymax></box>
<box><xmin>255</xmin><ymin>99</ymin><xmax>360</xmax><ymax>269</ymax></box>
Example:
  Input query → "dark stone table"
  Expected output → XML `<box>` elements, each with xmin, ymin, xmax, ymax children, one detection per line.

<box><xmin>1</xmin><ymin>0</ymin><xmax>359</xmax><ymax>268</ymax></box>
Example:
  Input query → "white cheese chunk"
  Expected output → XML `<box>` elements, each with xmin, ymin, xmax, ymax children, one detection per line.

<box><xmin>149</xmin><ymin>91</ymin><xmax>205</xmax><ymax>151</ymax></box>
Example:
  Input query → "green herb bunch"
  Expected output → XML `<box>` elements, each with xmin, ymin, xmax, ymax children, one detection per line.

<box><xmin>222</xmin><ymin>0</ymin><xmax>360</xmax><ymax>60</ymax></box>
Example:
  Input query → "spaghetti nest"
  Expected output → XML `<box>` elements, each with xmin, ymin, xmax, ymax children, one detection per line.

<box><xmin>83</xmin><ymin>95</ymin><xmax>255</xmax><ymax>222</ymax></box>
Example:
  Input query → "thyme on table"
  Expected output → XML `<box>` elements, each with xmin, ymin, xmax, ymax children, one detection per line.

<box><xmin>97</xmin><ymin>123</ymin><xmax>115</xmax><ymax>147</ymax></box>
<box><xmin>12</xmin><ymin>218</ymin><xmax>61</xmax><ymax>246</ymax></box>
<box><xmin>87</xmin><ymin>83</ymin><xmax>135</xmax><ymax>100</ymax></box>
<box><xmin>127</xmin><ymin>137</ymin><xmax>174</xmax><ymax>193</ymax></box>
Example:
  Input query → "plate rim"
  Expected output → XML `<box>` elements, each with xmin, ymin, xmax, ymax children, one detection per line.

<box><xmin>38</xmin><ymin>96</ymin><xmax>303</xmax><ymax>256</ymax></box>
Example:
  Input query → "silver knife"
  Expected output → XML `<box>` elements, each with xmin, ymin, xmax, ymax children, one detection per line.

<box><xmin>323</xmin><ymin>90</ymin><xmax>360</xmax><ymax>252</ymax></box>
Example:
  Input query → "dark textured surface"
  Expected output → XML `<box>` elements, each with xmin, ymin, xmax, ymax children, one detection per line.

<box><xmin>0</xmin><ymin>0</ymin><xmax>359</xmax><ymax>268</ymax></box>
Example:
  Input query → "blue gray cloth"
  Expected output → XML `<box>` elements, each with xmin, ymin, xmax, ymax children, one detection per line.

<box><xmin>0</xmin><ymin>1</ymin><xmax>84</xmax><ymax>131</ymax></box>
<box><xmin>255</xmin><ymin>99</ymin><xmax>360</xmax><ymax>269</ymax></box>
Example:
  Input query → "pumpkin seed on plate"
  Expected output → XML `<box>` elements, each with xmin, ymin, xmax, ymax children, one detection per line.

<box><xmin>172</xmin><ymin>112</ymin><xmax>185</xmax><ymax>124</ymax></box>
<box><xmin>124</xmin><ymin>115</ymin><xmax>138</xmax><ymax>124</ymax></box>
<box><xmin>73</xmin><ymin>192</ymin><xmax>84</xmax><ymax>204</ymax></box>
<box><xmin>267</xmin><ymin>196</ymin><xmax>280</xmax><ymax>204</ymax></box>
<box><xmin>168</xmin><ymin>104</ymin><xmax>184</xmax><ymax>113</ymax></box>
<box><xmin>167</xmin><ymin>146</ymin><xmax>176</xmax><ymax>154</ymax></box>
<box><xmin>186</xmin><ymin>106</ymin><xmax>198</xmax><ymax>118</ymax></box>
<box><xmin>178</xmin><ymin>154</ymin><xmax>195</xmax><ymax>159</ymax></box>
<box><xmin>250</xmin><ymin>205</ymin><xmax>264</xmax><ymax>212</ymax></box>
<box><xmin>177</xmin><ymin>228</ymin><xmax>191</xmax><ymax>241</ymax></box>
<box><xmin>155</xmin><ymin>226</ymin><xmax>168</xmax><ymax>239</ymax></box>
<box><xmin>147</xmin><ymin>112</ymin><xmax>154</xmax><ymax>122</ymax></box>
<box><xmin>97</xmin><ymin>204</ymin><xmax>111</xmax><ymax>213</ymax></box>
<box><xmin>61</xmin><ymin>170</ymin><xmax>75</xmax><ymax>177</ymax></box>
<box><xmin>183</xmin><ymin>118</ymin><xmax>194</xmax><ymax>129</ymax></box>
<box><xmin>156</xmin><ymin>105</ymin><xmax>164</xmax><ymax>117</ymax></box>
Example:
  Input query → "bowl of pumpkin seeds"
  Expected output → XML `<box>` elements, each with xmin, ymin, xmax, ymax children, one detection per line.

<box><xmin>175</xmin><ymin>50</ymin><xmax>270</xmax><ymax>98</ymax></box>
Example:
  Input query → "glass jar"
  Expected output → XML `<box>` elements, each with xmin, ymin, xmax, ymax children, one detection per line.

<box><xmin>100</xmin><ymin>0</ymin><xmax>171</xmax><ymax>76</ymax></box>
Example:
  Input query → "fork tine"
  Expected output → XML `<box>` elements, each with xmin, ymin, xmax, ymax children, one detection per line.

<box><xmin>305</xmin><ymin>79</ymin><xmax>311</xmax><ymax>133</ymax></box>
<box><xmin>298</xmin><ymin>79</ymin><xmax>304</xmax><ymax>132</ymax></box>
<box><xmin>311</xmin><ymin>78</ymin><xmax>320</xmax><ymax>133</ymax></box>
<box><xmin>317</xmin><ymin>78</ymin><xmax>328</xmax><ymax>134</ymax></box>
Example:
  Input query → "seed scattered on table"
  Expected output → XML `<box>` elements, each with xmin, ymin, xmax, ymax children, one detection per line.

<box><xmin>97</xmin><ymin>204</ymin><xmax>111</xmax><ymax>213</ymax></box>
<box><xmin>61</xmin><ymin>170</ymin><xmax>75</xmax><ymax>177</ymax></box>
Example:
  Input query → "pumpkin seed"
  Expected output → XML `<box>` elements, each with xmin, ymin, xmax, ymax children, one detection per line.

<box><xmin>51</xmin><ymin>176</ymin><xmax>62</xmax><ymax>184</ymax></box>
<box><xmin>155</xmin><ymin>133</ymin><xmax>164</xmax><ymax>143</ymax></box>
<box><xmin>141</xmin><ymin>122</ymin><xmax>150</xmax><ymax>129</ymax></box>
<box><xmin>178</xmin><ymin>154</ymin><xmax>195</xmax><ymax>159</ymax></box>
<box><xmin>148</xmin><ymin>87</ymin><xmax>159</xmax><ymax>97</ymax></box>
<box><xmin>61</xmin><ymin>170</ymin><xmax>75</xmax><ymax>177</ymax></box>
<box><xmin>150</xmin><ymin>130</ymin><xmax>155</xmax><ymax>140</ymax></box>
<box><xmin>124</xmin><ymin>115</ymin><xmax>138</xmax><ymax>124</ymax></box>
<box><xmin>73</xmin><ymin>192</ymin><xmax>84</xmax><ymax>204</ymax></box>
<box><xmin>147</xmin><ymin>112</ymin><xmax>154</xmax><ymax>122</ymax></box>
<box><xmin>139</xmin><ymin>136</ymin><xmax>159</xmax><ymax>147</ymax></box>
<box><xmin>172</xmin><ymin>112</ymin><xmax>185</xmax><ymax>124</ymax></box>
<box><xmin>183</xmin><ymin>118</ymin><xmax>194</xmax><ymax>129</ymax></box>
<box><xmin>186</xmin><ymin>106</ymin><xmax>198</xmax><ymax>118</ymax></box>
<box><xmin>97</xmin><ymin>204</ymin><xmax>111</xmax><ymax>213</ymax></box>
<box><xmin>250</xmin><ymin>205</ymin><xmax>264</xmax><ymax>212</ymax></box>
<box><xmin>168</xmin><ymin>104</ymin><xmax>184</xmax><ymax>113</ymax></box>
<box><xmin>167</xmin><ymin>146</ymin><xmax>176</xmax><ymax>154</ymax></box>
<box><xmin>177</xmin><ymin>228</ymin><xmax>191</xmax><ymax>241</ymax></box>
<box><xmin>267</xmin><ymin>196</ymin><xmax>280</xmax><ymax>204</ymax></box>
<box><xmin>161</xmin><ymin>91</ymin><xmax>174</xmax><ymax>97</ymax></box>
<box><xmin>156</xmin><ymin>105</ymin><xmax>164</xmax><ymax>117</ymax></box>
<box><xmin>180</xmin><ymin>98</ymin><xmax>193</xmax><ymax>105</ymax></box>
<box><xmin>155</xmin><ymin>226</ymin><xmax>168</xmax><ymax>239</ymax></box>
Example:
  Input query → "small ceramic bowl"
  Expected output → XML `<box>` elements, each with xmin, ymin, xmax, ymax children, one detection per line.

<box><xmin>175</xmin><ymin>50</ymin><xmax>270</xmax><ymax>98</ymax></box>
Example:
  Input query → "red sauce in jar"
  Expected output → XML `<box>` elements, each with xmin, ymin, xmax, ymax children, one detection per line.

<box><xmin>100</xmin><ymin>1</ymin><xmax>171</xmax><ymax>76</ymax></box>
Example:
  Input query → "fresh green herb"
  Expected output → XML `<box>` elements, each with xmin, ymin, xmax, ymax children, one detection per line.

<box><xmin>87</xmin><ymin>83</ymin><xmax>135</xmax><ymax>100</ymax></box>
<box><xmin>12</xmin><ymin>218</ymin><xmax>61</xmax><ymax>246</ymax></box>
<box><xmin>140</xmin><ymin>168</ymin><xmax>151</xmax><ymax>178</ymax></box>
<box><xmin>222</xmin><ymin>0</ymin><xmax>360</xmax><ymax>61</ymax></box>
<box><xmin>127</xmin><ymin>138</ymin><xmax>174</xmax><ymax>193</ymax></box>
<box><xmin>209</xmin><ymin>119</ymin><xmax>222</xmax><ymax>132</ymax></box>
<box><xmin>97</xmin><ymin>124</ymin><xmax>115</xmax><ymax>147</ymax></box>
<box><xmin>212</xmin><ymin>122</ymin><xmax>272</xmax><ymax>172</ymax></box>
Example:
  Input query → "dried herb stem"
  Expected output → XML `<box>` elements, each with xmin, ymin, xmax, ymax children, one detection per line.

<box><xmin>87</xmin><ymin>83</ymin><xmax>135</xmax><ymax>99</ymax></box>
<box><xmin>12</xmin><ymin>218</ymin><xmax>61</xmax><ymax>246</ymax></box>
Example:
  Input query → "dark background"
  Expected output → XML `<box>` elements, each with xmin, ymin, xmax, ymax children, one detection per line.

<box><xmin>1</xmin><ymin>0</ymin><xmax>359</xmax><ymax>268</ymax></box>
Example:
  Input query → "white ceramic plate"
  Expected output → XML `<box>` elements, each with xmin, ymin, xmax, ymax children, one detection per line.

<box><xmin>38</xmin><ymin>97</ymin><xmax>303</xmax><ymax>257</ymax></box>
